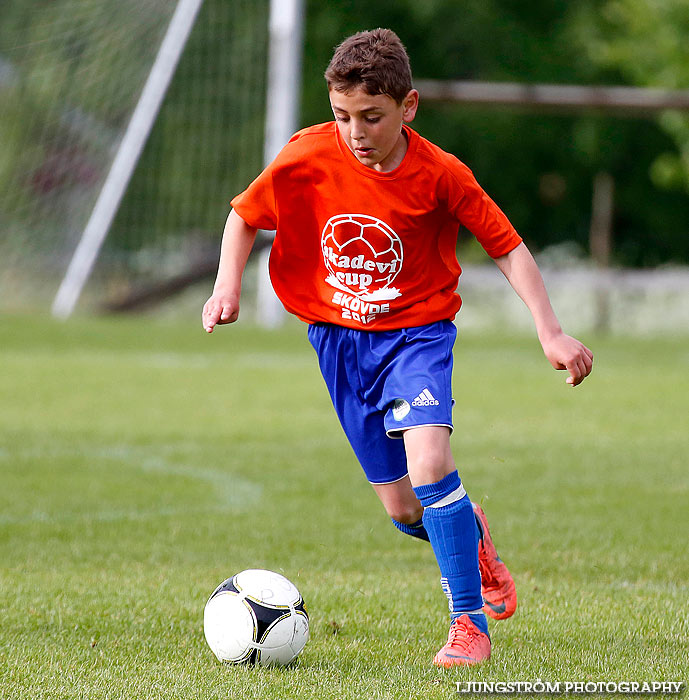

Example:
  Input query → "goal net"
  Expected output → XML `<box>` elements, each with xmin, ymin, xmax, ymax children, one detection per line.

<box><xmin>0</xmin><ymin>0</ymin><xmax>268</xmax><ymax>313</ymax></box>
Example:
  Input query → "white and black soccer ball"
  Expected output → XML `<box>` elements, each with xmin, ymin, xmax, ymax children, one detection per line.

<box><xmin>203</xmin><ymin>569</ymin><xmax>309</xmax><ymax>666</ymax></box>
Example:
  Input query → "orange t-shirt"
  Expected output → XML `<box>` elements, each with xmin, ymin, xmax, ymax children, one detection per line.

<box><xmin>231</xmin><ymin>122</ymin><xmax>522</xmax><ymax>330</ymax></box>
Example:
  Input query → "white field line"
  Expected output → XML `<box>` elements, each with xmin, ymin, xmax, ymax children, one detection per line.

<box><xmin>0</xmin><ymin>444</ymin><xmax>262</xmax><ymax>526</ymax></box>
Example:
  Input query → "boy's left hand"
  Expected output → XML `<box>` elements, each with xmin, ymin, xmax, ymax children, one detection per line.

<box><xmin>540</xmin><ymin>332</ymin><xmax>593</xmax><ymax>387</ymax></box>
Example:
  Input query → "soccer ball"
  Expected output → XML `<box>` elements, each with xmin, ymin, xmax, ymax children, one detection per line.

<box><xmin>203</xmin><ymin>569</ymin><xmax>309</xmax><ymax>666</ymax></box>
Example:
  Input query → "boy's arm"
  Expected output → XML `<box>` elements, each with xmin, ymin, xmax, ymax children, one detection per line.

<box><xmin>202</xmin><ymin>209</ymin><xmax>258</xmax><ymax>332</ymax></box>
<box><xmin>493</xmin><ymin>242</ymin><xmax>593</xmax><ymax>386</ymax></box>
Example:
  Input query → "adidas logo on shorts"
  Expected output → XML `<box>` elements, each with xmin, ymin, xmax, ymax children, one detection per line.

<box><xmin>412</xmin><ymin>388</ymin><xmax>440</xmax><ymax>407</ymax></box>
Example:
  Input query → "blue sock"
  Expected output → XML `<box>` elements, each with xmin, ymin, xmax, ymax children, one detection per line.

<box><xmin>413</xmin><ymin>471</ymin><xmax>488</xmax><ymax>637</ymax></box>
<box><xmin>467</xmin><ymin>612</ymin><xmax>489</xmax><ymax>635</ymax></box>
<box><xmin>392</xmin><ymin>511</ymin><xmax>482</xmax><ymax>548</ymax></box>
<box><xmin>391</xmin><ymin>517</ymin><xmax>430</xmax><ymax>541</ymax></box>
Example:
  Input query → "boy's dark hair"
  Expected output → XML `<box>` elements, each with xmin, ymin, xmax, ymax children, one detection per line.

<box><xmin>324</xmin><ymin>28</ymin><xmax>412</xmax><ymax>105</ymax></box>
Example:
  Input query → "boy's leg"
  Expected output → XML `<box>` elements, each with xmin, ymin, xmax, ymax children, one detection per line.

<box><xmin>403</xmin><ymin>426</ymin><xmax>490</xmax><ymax>666</ymax></box>
<box><xmin>308</xmin><ymin>321</ymin><xmax>508</xmax><ymax>663</ymax></box>
<box><xmin>371</xmin><ymin>477</ymin><xmax>428</xmax><ymax>541</ymax></box>
<box><xmin>371</xmin><ymin>454</ymin><xmax>517</xmax><ymax>621</ymax></box>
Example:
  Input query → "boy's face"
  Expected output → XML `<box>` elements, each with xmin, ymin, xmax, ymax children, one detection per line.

<box><xmin>329</xmin><ymin>87</ymin><xmax>418</xmax><ymax>172</ymax></box>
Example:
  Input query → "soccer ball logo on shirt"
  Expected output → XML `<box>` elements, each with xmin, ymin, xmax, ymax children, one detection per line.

<box><xmin>321</xmin><ymin>214</ymin><xmax>403</xmax><ymax>304</ymax></box>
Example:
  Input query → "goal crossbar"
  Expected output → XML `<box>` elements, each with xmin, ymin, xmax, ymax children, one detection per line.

<box><xmin>415</xmin><ymin>79</ymin><xmax>689</xmax><ymax>113</ymax></box>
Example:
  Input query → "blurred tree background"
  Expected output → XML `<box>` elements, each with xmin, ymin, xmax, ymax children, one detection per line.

<box><xmin>301</xmin><ymin>0</ymin><xmax>689</xmax><ymax>267</ymax></box>
<box><xmin>2</xmin><ymin>0</ymin><xmax>689</xmax><ymax>285</ymax></box>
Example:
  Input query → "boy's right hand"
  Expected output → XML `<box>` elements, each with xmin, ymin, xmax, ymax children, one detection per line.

<box><xmin>202</xmin><ymin>292</ymin><xmax>240</xmax><ymax>333</ymax></box>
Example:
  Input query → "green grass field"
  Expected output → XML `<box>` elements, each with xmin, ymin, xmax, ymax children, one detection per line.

<box><xmin>1</xmin><ymin>315</ymin><xmax>687</xmax><ymax>699</ymax></box>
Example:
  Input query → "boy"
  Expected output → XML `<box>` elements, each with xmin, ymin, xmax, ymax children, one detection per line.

<box><xmin>202</xmin><ymin>29</ymin><xmax>593</xmax><ymax>667</ymax></box>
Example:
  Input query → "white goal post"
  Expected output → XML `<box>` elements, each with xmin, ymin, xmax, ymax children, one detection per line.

<box><xmin>51</xmin><ymin>0</ymin><xmax>305</xmax><ymax>323</ymax></box>
<box><xmin>256</xmin><ymin>0</ymin><xmax>305</xmax><ymax>328</ymax></box>
<box><xmin>51</xmin><ymin>0</ymin><xmax>205</xmax><ymax>319</ymax></box>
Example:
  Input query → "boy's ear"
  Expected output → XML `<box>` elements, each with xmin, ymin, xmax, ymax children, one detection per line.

<box><xmin>402</xmin><ymin>89</ymin><xmax>419</xmax><ymax>123</ymax></box>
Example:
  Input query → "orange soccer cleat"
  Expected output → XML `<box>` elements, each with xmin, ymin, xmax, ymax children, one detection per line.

<box><xmin>433</xmin><ymin>614</ymin><xmax>491</xmax><ymax>667</ymax></box>
<box><xmin>473</xmin><ymin>503</ymin><xmax>517</xmax><ymax>620</ymax></box>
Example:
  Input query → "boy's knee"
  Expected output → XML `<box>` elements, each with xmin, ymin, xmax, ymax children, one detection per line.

<box><xmin>403</xmin><ymin>426</ymin><xmax>455</xmax><ymax>486</ymax></box>
<box><xmin>387</xmin><ymin>502</ymin><xmax>424</xmax><ymax>525</ymax></box>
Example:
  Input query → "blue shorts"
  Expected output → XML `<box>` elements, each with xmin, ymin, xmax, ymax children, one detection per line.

<box><xmin>307</xmin><ymin>320</ymin><xmax>456</xmax><ymax>484</ymax></box>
